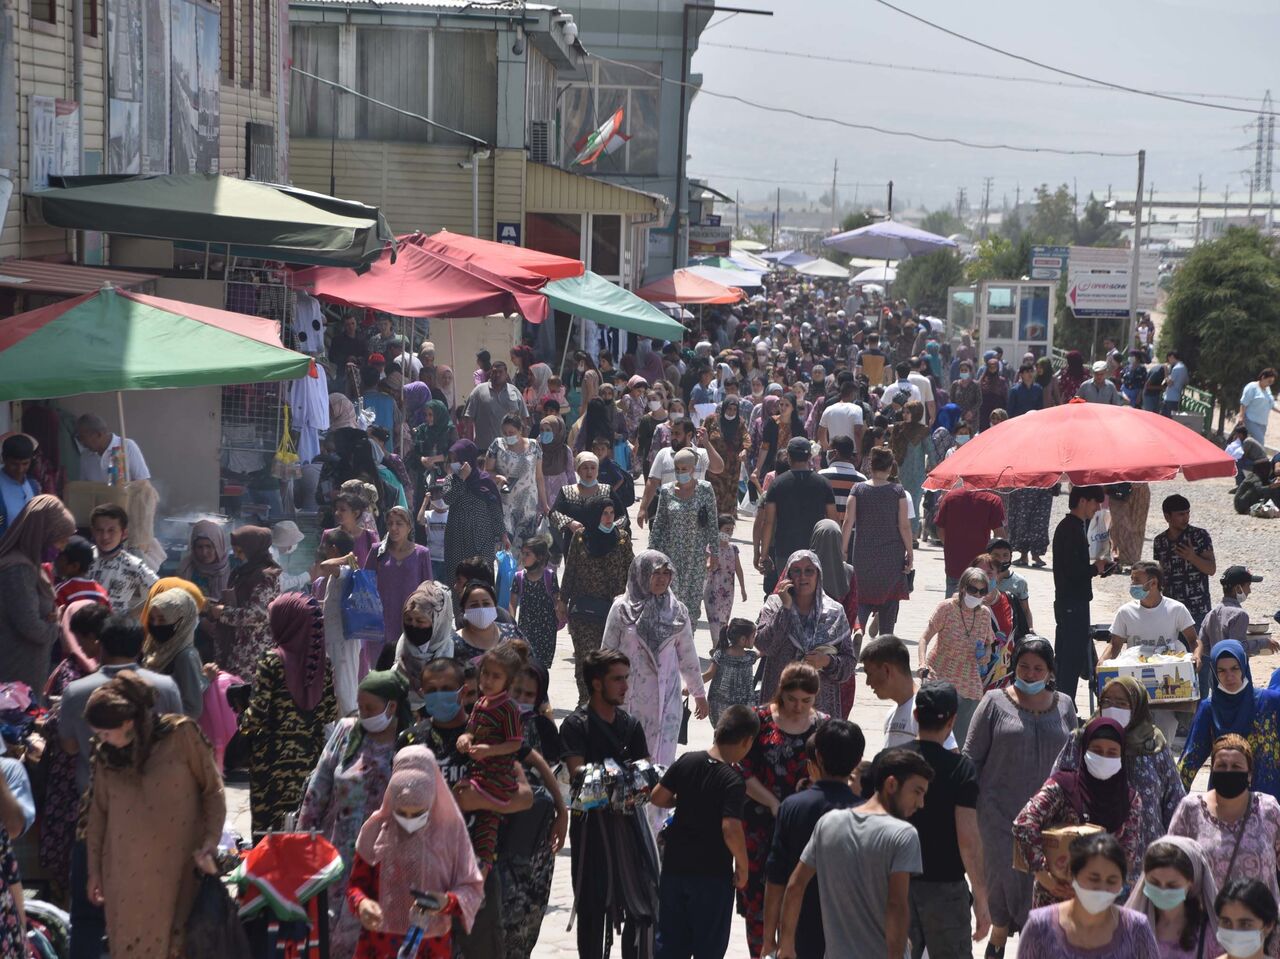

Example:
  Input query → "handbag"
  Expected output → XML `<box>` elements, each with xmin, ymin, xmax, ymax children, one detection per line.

<box><xmin>569</xmin><ymin>596</ymin><xmax>613</xmax><ymax>621</ymax></box>
<box><xmin>677</xmin><ymin>696</ymin><xmax>691</xmax><ymax>745</ymax></box>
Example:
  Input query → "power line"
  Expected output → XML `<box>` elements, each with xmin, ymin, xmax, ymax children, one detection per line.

<box><xmin>870</xmin><ymin>0</ymin><xmax>1278</xmax><ymax>117</ymax></box>
<box><xmin>588</xmin><ymin>53</ymin><xmax>1138</xmax><ymax>158</ymax></box>
<box><xmin>700</xmin><ymin>41</ymin><xmax>1268</xmax><ymax>106</ymax></box>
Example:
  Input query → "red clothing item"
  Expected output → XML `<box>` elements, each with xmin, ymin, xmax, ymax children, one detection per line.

<box><xmin>934</xmin><ymin>489</ymin><xmax>1006</xmax><ymax>579</ymax></box>
<box><xmin>54</xmin><ymin>577</ymin><xmax>111</xmax><ymax>610</ymax></box>
<box><xmin>346</xmin><ymin>853</ymin><xmax>458</xmax><ymax>959</ymax></box>
<box><xmin>989</xmin><ymin>593</ymin><xmax>1014</xmax><ymax>638</ymax></box>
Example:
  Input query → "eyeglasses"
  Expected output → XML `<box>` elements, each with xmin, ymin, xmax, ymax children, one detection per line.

<box><xmin>963</xmin><ymin>584</ymin><xmax>987</xmax><ymax>597</ymax></box>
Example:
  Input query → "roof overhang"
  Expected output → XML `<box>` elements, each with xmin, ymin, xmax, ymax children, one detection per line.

<box><xmin>0</xmin><ymin>259</ymin><xmax>158</xmax><ymax>295</ymax></box>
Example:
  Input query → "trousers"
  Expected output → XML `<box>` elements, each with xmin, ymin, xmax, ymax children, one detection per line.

<box><xmin>1054</xmin><ymin>598</ymin><xmax>1093</xmax><ymax>704</ymax></box>
<box><xmin>656</xmin><ymin>872</ymin><xmax>735</xmax><ymax>959</ymax></box>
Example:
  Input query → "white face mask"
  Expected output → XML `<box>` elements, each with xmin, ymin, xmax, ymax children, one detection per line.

<box><xmin>1218</xmin><ymin>928</ymin><xmax>1266</xmax><ymax>958</ymax></box>
<box><xmin>962</xmin><ymin>594</ymin><xmax>983</xmax><ymax>609</ymax></box>
<box><xmin>1084</xmin><ymin>751</ymin><xmax>1122</xmax><ymax>781</ymax></box>
<box><xmin>1100</xmin><ymin>706</ymin><xmax>1131</xmax><ymax>728</ymax></box>
<box><xmin>464</xmin><ymin>606</ymin><xmax>498</xmax><ymax>629</ymax></box>
<box><xmin>718</xmin><ymin>532</ymin><xmax>731</xmax><ymax>543</ymax></box>
<box><xmin>1071</xmin><ymin>880</ymin><xmax>1118</xmax><ymax>915</ymax></box>
<box><xmin>360</xmin><ymin>708</ymin><xmax>394</xmax><ymax>733</ymax></box>
<box><xmin>648</xmin><ymin>400</ymin><xmax>663</xmax><ymax>411</ymax></box>
<box><xmin>394</xmin><ymin>811</ymin><xmax>430</xmax><ymax>834</ymax></box>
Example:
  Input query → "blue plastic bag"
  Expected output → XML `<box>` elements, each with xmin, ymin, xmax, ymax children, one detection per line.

<box><xmin>496</xmin><ymin>549</ymin><xmax>517</xmax><ymax>609</ymax></box>
<box><xmin>342</xmin><ymin>568</ymin><xmax>384</xmax><ymax>643</ymax></box>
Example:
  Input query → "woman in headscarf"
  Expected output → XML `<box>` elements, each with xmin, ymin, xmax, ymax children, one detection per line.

<box><xmin>440</xmin><ymin>439</ymin><xmax>508</xmax><ymax>587</ymax></box>
<box><xmin>1034</xmin><ymin>356</ymin><xmax>1063</xmax><ymax>407</ymax></box>
<box><xmin>435</xmin><ymin>366</ymin><xmax>458</xmax><ymax>412</ymax></box>
<box><xmin>84</xmin><ymin>672</ymin><xmax>224</xmax><ymax>959</ymax></box>
<box><xmin>485</xmin><ymin>413</ymin><xmax>547</xmax><ymax>549</ymax></box>
<box><xmin>620</xmin><ymin>375</ymin><xmax>650</xmax><ymax>443</ymax></box>
<box><xmin>924</xmin><ymin>403</ymin><xmax>963</xmax><ymax>543</ymax></box>
<box><xmin>403</xmin><ymin>381</ymin><xmax>432</xmax><ymax>431</ymax></box>
<box><xmin>330</xmin><ymin>392</ymin><xmax>360</xmax><ymax>431</ymax></box>
<box><xmin>347</xmin><ymin>746</ymin><xmax>485</xmax><ymax>959</ymax></box>
<box><xmin>1181</xmin><ymin>640</ymin><xmax>1280</xmax><ymax>799</ymax></box>
<box><xmin>1124</xmin><ymin>836</ymin><xmax>1220</xmax><ymax>959</ymax></box>
<box><xmin>395</xmin><ymin>584</ymin><xmax>456</xmax><ymax>711</ymax></box>
<box><xmin>413</xmin><ymin>399</ymin><xmax>458</xmax><ymax>491</ymax></box>
<box><xmin>601</xmin><ymin>550</ymin><xmax>707</xmax><ymax>766</ymax></box>
<box><xmin>560</xmin><ymin>498</ymin><xmax>634</xmax><ymax>704</ymax></box>
<box><xmin>888</xmin><ymin>399</ymin><xmax>933</xmax><ymax>543</ymax></box>
<box><xmin>566</xmin><ymin>351</ymin><xmax>599</xmax><ymax>424</ymax></box>
<box><xmin>949</xmin><ymin>358</ymin><xmax>982</xmax><ymax>430</ymax></box>
<box><xmin>538</xmin><ymin>415</ymin><xmax>577</xmax><ymax>524</ymax></box>
<box><xmin>636</xmin><ymin>338</ymin><xmax>667</xmax><ymax>387</ymax></box>
<box><xmin>809</xmin><ymin>520</ymin><xmax>859</xmax><ymax>718</ymax></box>
<box><xmin>705</xmin><ymin>396</ymin><xmax>747</xmax><ymax>516</ymax></box>
<box><xmin>0</xmin><ymin>493</ymin><xmax>75</xmax><ymax>691</ymax></box>
<box><xmin>524</xmin><ymin>362</ymin><xmax>553</xmax><ymax>410</ymax></box>
<box><xmin>299</xmin><ymin>669</ymin><xmax>413</xmax><ymax>958</ymax></box>
<box><xmin>549</xmin><ymin>452</ymin><xmax>616</xmax><ymax>547</ymax></box>
<box><xmin>239</xmin><ymin>592</ymin><xmax>337</xmax><ymax>838</ymax></box>
<box><xmin>978</xmin><ymin>353</ymin><xmax>1010</xmax><ymax>431</ymax></box>
<box><xmin>570</xmin><ymin>396</ymin><xmax>616</xmax><ymax>456</ymax></box>
<box><xmin>364</xmin><ymin>505</ymin><xmax>433</xmax><ymax>663</ymax></box>
<box><xmin>1056</xmin><ymin>350</ymin><xmax>1088</xmax><ymax>404</ymax></box>
<box><xmin>756</xmin><ymin>393</ymin><xmax>806</xmax><ymax>483</ymax></box>
<box><xmin>206</xmin><ymin>525</ymin><xmax>282</xmax><ymax>680</ymax></box>
<box><xmin>754</xmin><ymin>549</ymin><xmax>856</xmax><ymax>718</ymax></box>
<box><xmin>174</xmin><ymin>521</ymin><xmax>229</xmax><ymax>604</ymax></box>
<box><xmin>143</xmin><ymin>587</ymin><xmax>205</xmax><ymax>719</ymax></box>
<box><xmin>1052</xmin><ymin>676</ymin><xmax>1186</xmax><ymax>853</ymax></box>
<box><xmin>1014</xmin><ymin>717</ymin><xmax>1145</xmax><ymax>907</ymax></box>
<box><xmin>1107</xmin><ymin>481</ymin><xmax>1152</xmax><ymax>568</ymax></box>
<box><xmin>649</xmin><ymin>447</ymin><xmax>720</xmax><ymax>622</ymax></box>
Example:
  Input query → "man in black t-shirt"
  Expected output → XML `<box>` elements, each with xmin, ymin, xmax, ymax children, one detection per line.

<box><xmin>900</xmin><ymin>681</ymin><xmax>990</xmax><ymax>959</ymax></box>
<box><xmin>757</xmin><ymin>437</ymin><xmax>837</xmax><ymax>594</ymax></box>
<box><xmin>560</xmin><ymin>650</ymin><xmax>654</xmax><ymax>959</ymax></box>
<box><xmin>649</xmin><ymin>705</ymin><xmax>758</xmax><ymax>959</ymax></box>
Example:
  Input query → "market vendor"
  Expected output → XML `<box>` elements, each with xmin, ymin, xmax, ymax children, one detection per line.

<box><xmin>74</xmin><ymin>414</ymin><xmax>151</xmax><ymax>483</ymax></box>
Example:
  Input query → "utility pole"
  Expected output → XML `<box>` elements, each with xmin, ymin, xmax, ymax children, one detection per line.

<box><xmin>830</xmin><ymin>158</ymin><xmax>838</xmax><ymax>232</ymax></box>
<box><xmin>1014</xmin><ymin>183</ymin><xmax>1021</xmax><ymax>211</ymax></box>
<box><xmin>735</xmin><ymin>190</ymin><xmax>740</xmax><ymax>237</ymax></box>
<box><xmin>980</xmin><ymin>176</ymin><xmax>993</xmax><ymax>239</ymax></box>
<box><xmin>1194</xmin><ymin>175</ymin><xmax>1203</xmax><ymax>245</ymax></box>
<box><xmin>1147</xmin><ymin>183</ymin><xmax>1154</xmax><ymax>232</ymax></box>
<box><xmin>773</xmin><ymin>186</ymin><xmax>780</xmax><ymax>249</ymax></box>
<box><xmin>955</xmin><ymin>186</ymin><xmax>967</xmax><ymax>218</ymax></box>
<box><xmin>1072</xmin><ymin>177</ymin><xmax>1078</xmax><ymax>219</ymax></box>
<box><xmin>1127</xmin><ymin>150</ymin><xmax>1145</xmax><ymax>348</ymax></box>
<box><xmin>1224</xmin><ymin>186</ymin><xmax>1230</xmax><ymax>226</ymax></box>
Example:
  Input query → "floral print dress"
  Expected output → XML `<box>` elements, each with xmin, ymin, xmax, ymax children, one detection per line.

<box><xmin>648</xmin><ymin>481</ymin><xmax>719</xmax><ymax>621</ymax></box>
<box><xmin>702</xmin><ymin>540</ymin><xmax>740</xmax><ymax>626</ymax></box>
<box><xmin>487</xmin><ymin>439</ymin><xmax>543</xmax><ymax>546</ymax></box>
<box><xmin>0</xmin><ymin>828</ymin><xmax>21</xmax><ymax>958</ymax></box>
<box><xmin>39</xmin><ymin>656</ymin><xmax>90</xmax><ymax>900</ymax></box>
<box><xmin>1168</xmin><ymin>791</ymin><xmax>1280</xmax><ymax>914</ymax></box>
<box><xmin>737</xmin><ymin>706</ymin><xmax>828</xmax><ymax>958</ymax></box>
<box><xmin>217</xmin><ymin>572</ymin><xmax>282</xmax><ymax>680</ymax></box>
<box><xmin>297</xmin><ymin>719</ymin><xmax>397</xmax><ymax>959</ymax></box>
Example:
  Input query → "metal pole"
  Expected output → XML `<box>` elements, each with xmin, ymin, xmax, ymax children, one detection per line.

<box><xmin>884</xmin><ymin>180</ymin><xmax>894</xmax><ymax>295</ymax></box>
<box><xmin>674</xmin><ymin>4</ymin><xmax>692</xmax><ymax>269</ymax></box>
<box><xmin>329</xmin><ymin>92</ymin><xmax>338</xmax><ymax>197</ymax></box>
<box><xmin>560</xmin><ymin>314</ymin><xmax>577</xmax><ymax>376</ymax></box>
<box><xmin>116</xmin><ymin>391</ymin><xmax>130</xmax><ymax>483</ymax></box>
<box><xmin>472</xmin><ymin>152</ymin><xmax>480</xmax><ymax>237</ymax></box>
<box><xmin>1126</xmin><ymin>150</ymin><xmax>1145</xmax><ymax>349</ymax></box>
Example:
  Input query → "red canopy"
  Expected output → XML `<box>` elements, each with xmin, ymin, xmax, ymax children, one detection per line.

<box><xmin>292</xmin><ymin>243</ymin><xmax>549</xmax><ymax>323</ymax></box>
<box><xmin>409</xmin><ymin>230</ymin><xmax>585</xmax><ymax>281</ymax></box>
<box><xmin>923</xmin><ymin>401</ymin><xmax>1236</xmax><ymax>490</ymax></box>
<box><xmin>634</xmin><ymin>269</ymin><xmax>744</xmax><ymax>305</ymax></box>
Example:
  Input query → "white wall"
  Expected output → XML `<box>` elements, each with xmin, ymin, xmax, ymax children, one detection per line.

<box><xmin>432</xmin><ymin>314</ymin><xmax>522</xmax><ymax>404</ymax></box>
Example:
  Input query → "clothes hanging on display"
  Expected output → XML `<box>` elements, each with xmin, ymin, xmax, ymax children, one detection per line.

<box><xmin>289</xmin><ymin>364</ymin><xmax>330</xmax><ymax>464</ymax></box>
<box><xmin>292</xmin><ymin>293</ymin><xmax>325</xmax><ymax>355</ymax></box>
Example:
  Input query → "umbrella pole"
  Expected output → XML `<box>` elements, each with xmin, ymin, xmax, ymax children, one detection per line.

<box><xmin>560</xmin><ymin>313</ymin><xmax>577</xmax><ymax>377</ymax></box>
<box><xmin>449</xmin><ymin>318</ymin><xmax>457</xmax><ymax>400</ymax></box>
<box><xmin>116</xmin><ymin>390</ymin><xmax>129</xmax><ymax>483</ymax></box>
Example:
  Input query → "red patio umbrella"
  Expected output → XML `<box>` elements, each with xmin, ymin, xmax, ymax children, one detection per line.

<box><xmin>923</xmin><ymin>401</ymin><xmax>1236</xmax><ymax>490</ymax></box>
<box><xmin>292</xmin><ymin>243</ymin><xmax>549</xmax><ymax>324</ymax></box>
<box><xmin>412</xmin><ymin>230</ymin><xmax>585</xmax><ymax>281</ymax></box>
<box><xmin>634</xmin><ymin>269</ymin><xmax>744</xmax><ymax>305</ymax></box>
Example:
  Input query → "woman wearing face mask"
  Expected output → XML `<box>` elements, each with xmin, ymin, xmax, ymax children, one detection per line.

<box><xmin>1169</xmin><ymin>735</ymin><xmax>1280</xmax><ymax>910</ymax></box>
<box><xmin>1016</xmin><ymin>833</ymin><xmax>1159</xmax><ymax>959</ymax></box>
<box><xmin>949</xmin><ymin>360</ymin><xmax>982</xmax><ymax>431</ymax></box>
<box><xmin>649</xmin><ymin>448</ymin><xmax>720</xmax><ymax>622</ymax></box>
<box><xmin>240</xmin><ymin>593</ymin><xmax>337</xmax><ymax>838</ymax></box>
<box><xmin>1124</xmin><ymin>838</ymin><xmax>1220</xmax><ymax>959</ymax></box>
<box><xmin>550</xmin><ymin>452</ymin><xmax>616</xmax><ymax>546</ymax></box>
<box><xmin>205</xmin><ymin>525</ymin><xmax>283</xmax><ymax>681</ymax></box>
<box><xmin>440</xmin><ymin>439</ymin><xmax>508</xmax><ymax>588</ymax></box>
<box><xmin>347</xmin><ymin>746</ymin><xmax>486</xmax><ymax>959</ymax></box>
<box><xmin>537</xmin><ymin>415</ymin><xmax>577</xmax><ymax>522</ymax></box>
<box><xmin>1052</xmin><ymin>676</ymin><xmax>1186</xmax><ymax>854</ymax></box>
<box><xmin>393</xmin><ymin>584</ymin><xmax>455</xmax><ymax>712</ymax></box>
<box><xmin>1215</xmin><ymin>878</ymin><xmax>1279</xmax><ymax>959</ymax></box>
<box><xmin>756</xmin><ymin>394</ymin><xmax>806</xmax><ymax>483</ymax></box>
<box><xmin>485</xmin><ymin>414</ymin><xmax>547</xmax><ymax>550</ymax></box>
<box><xmin>559</xmin><ymin>499</ymin><xmax>634</xmax><ymax>704</ymax></box>
<box><xmin>637</xmin><ymin>390</ymin><xmax>669</xmax><ymax>471</ymax></box>
<box><xmin>620</xmin><ymin>376</ymin><xmax>649</xmax><ymax>444</ymax></box>
<box><xmin>452</xmin><ymin>580</ymin><xmax>524</xmax><ymax>665</ymax></box>
<box><xmin>1015</xmin><ymin>717</ymin><xmax>1145</xmax><ymax>908</ymax></box>
<box><xmin>920</xmin><ymin>566</ymin><xmax>997</xmax><ymax>742</ymax></box>
<box><xmin>412</xmin><ymin>400</ymin><xmax>458</xmax><ymax>489</ymax></box>
<box><xmin>978</xmin><ymin>356</ymin><xmax>1010</xmax><ymax>431</ymax></box>
<box><xmin>704</xmin><ymin>397</ymin><xmax>748</xmax><ymax>516</ymax></box>
<box><xmin>1180</xmin><ymin>641</ymin><xmax>1280</xmax><ymax>799</ymax></box>
<box><xmin>142</xmin><ymin>587</ymin><xmax>205</xmax><ymax>719</ymax></box>
<box><xmin>298</xmin><ymin>669</ymin><xmax>413</xmax><ymax>958</ymax></box>
<box><xmin>964</xmin><ymin>636</ymin><xmax>1079</xmax><ymax>958</ymax></box>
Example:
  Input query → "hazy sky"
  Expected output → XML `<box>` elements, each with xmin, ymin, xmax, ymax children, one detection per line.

<box><xmin>685</xmin><ymin>0</ymin><xmax>1279</xmax><ymax>212</ymax></box>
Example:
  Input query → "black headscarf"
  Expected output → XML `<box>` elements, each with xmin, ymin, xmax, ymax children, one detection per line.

<box><xmin>448</xmin><ymin>439</ymin><xmax>502</xmax><ymax>505</ymax></box>
<box><xmin>581</xmin><ymin>497</ymin><xmax>620</xmax><ymax>558</ymax></box>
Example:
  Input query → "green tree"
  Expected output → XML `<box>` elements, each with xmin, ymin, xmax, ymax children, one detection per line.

<box><xmin>1163</xmin><ymin>227</ymin><xmax>1280</xmax><ymax>424</ymax></box>
<box><xmin>1074</xmin><ymin>194</ymin><xmax>1122</xmax><ymax>247</ymax></box>
<box><xmin>896</xmin><ymin>250</ymin><xmax>965</xmax><ymax>313</ymax></box>
<box><xmin>921</xmin><ymin>208</ymin><xmax>965</xmax><ymax>238</ymax></box>
<box><xmin>1000</xmin><ymin>209</ymin><xmax>1024</xmax><ymax>244</ymax></box>
<box><xmin>965</xmin><ymin>235</ymin><xmax>1034</xmax><ymax>283</ymax></box>
<box><xmin>1028</xmin><ymin>183</ymin><xmax>1075</xmax><ymax>244</ymax></box>
<box><xmin>841</xmin><ymin>210</ymin><xmax>876</xmax><ymax>233</ymax></box>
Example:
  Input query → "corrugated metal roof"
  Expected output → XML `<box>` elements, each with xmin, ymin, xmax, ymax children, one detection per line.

<box><xmin>0</xmin><ymin>260</ymin><xmax>158</xmax><ymax>295</ymax></box>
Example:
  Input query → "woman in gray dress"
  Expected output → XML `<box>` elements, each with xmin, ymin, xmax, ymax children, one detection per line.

<box><xmin>963</xmin><ymin>636</ymin><xmax>1077</xmax><ymax>959</ymax></box>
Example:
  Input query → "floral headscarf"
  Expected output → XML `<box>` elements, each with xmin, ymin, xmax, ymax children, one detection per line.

<box><xmin>142</xmin><ymin>588</ymin><xmax>199</xmax><ymax>675</ymax></box>
<box><xmin>618</xmin><ymin>550</ymin><xmax>689</xmax><ymax>656</ymax></box>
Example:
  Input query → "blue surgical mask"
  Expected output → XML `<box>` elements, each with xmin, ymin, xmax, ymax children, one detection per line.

<box><xmin>1129</xmin><ymin>584</ymin><xmax>1149</xmax><ymax>602</ymax></box>
<box><xmin>960</xmin><ymin>371</ymin><xmax>972</xmax><ymax>380</ymax></box>
<box><xmin>1142</xmin><ymin>882</ymin><xmax>1187</xmax><ymax>911</ymax></box>
<box><xmin>675</xmin><ymin>470</ymin><xmax>693</xmax><ymax>484</ymax></box>
<box><xmin>955</xmin><ymin>435</ymin><xmax>971</xmax><ymax>446</ymax></box>
<box><xmin>516</xmin><ymin>701</ymin><xmax>536</xmax><ymax>716</ymax></box>
<box><xmin>598</xmin><ymin>522</ymin><xmax>615</xmax><ymax>533</ymax></box>
<box><xmin>423</xmin><ymin>690</ymin><xmax>461</xmax><ymax>722</ymax></box>
<box><xmin>1014</xmin><ymin>677</ymin><xmax>1046</xmax><ymax>695</ymax></box>
<box><xmin>580</xmin><ymin>477</ymin><xmax>598</xmax><ymax>488</ymax></box>
<box><xmin>448</xmin><ymin>462</ymin><xmax>462</xmax><ymax>474</ymax></box>
<box><xmin>502</xmin><ymin>434</ymin><xmax>520</xmax><ymax>446</ymax></box>
<box><xmin>539</xmin><ymin>430</ymin><xmax>554</xmax><ymax>444</ymax></box>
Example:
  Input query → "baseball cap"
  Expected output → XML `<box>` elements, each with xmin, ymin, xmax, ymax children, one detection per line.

<box><xmin>1091</xmin><ymin>360</ymin><xmax>1109</xmax><ymax>374</ymax></box>
<box><xmin>914</xmin><ymin>680</ymin><xmax>959</xmax><ymax>724</ymax></box>
<box><xmin>1222</xmin><ymin>566</ymin><xmax>1263</xmax><ymax>589</ymax></box>
<box><xmin>786</xmin><ymin>436</ymin><xmax>814</xmax><ymax>461</ymax></box>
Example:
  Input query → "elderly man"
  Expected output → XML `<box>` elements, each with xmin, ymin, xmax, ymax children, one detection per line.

<box><xmin>75</xmin><ymin>414</ymin><xmax>151</xmax><ymax>483</ymax></box>
<box><xmin>0</xmin><ymin>433</ymin><xmax>40</xmax><ymax>537</ymax></box>
<box><xmin>1076</xmin><ymin>361</ymin><xmax>1126</xmax><ymax>405</ymax></box>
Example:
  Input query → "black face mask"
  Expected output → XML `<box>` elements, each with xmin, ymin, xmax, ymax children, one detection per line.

<box><xmin>149</xmin><ymin>622</ymin><xmax>179</xmax><ymax>644</ymax></box>
<box><xmin>403</xmin><ymin>623</ymin><xmax>434</xmax><ymax>648</ymax></box>
<box><xmin>1209</xmin><ymin>769</ymin><xmax>1250</xmax><ymax>799</ymax></box>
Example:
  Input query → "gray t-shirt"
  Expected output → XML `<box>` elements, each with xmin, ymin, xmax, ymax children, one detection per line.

<box><xmin>800</xmin><ymin>808</ymin><xmax>922</xmax><ymax>959</ymax></box>
<box><xmin>464</xmin><ymin>382</ymin><xmax>529</xmax><ymax>450</ymax></box>
<box><xmin>59</xmin><ymin>664</ymin><xmax>184</xmax><ymax>791</ymax></box>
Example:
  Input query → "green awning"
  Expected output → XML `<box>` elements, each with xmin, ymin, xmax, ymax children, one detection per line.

<box><xmin>543</xmin><ymin>271</ymin><xmax>686</xmax><ymax>341</ymax></box>
<box><xmin>0</xmin><ymin>286</ymin><xmax>313</xmax><ymax>400</ymax></box>
<box><xmin>27</xmin><ymin>174</ymin><xmax>395</xmax><ymax>270</ymax></box>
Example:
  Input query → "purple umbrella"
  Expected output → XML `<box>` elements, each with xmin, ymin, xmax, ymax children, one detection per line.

<box><xmin>821</xmin><ymin>220</ymin><xmax>958</xmax><ymax>259</ymax></box>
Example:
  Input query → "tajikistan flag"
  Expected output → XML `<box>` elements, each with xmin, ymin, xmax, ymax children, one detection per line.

<box><xmin>572</xmin><ymin>107</ymin><xmax>630</xmax><ymax>166</ymax></box>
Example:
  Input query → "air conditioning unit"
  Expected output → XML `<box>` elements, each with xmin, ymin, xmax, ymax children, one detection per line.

<box><xmin>529</xmin><ymin>121</ymin><xmax>551</xmax><ymax>164</ymax></box>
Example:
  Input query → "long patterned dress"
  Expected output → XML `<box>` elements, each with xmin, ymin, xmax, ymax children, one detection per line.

<box><xmin>1007</xmin><ymin>488</ymin><xmax>1054</xmax><ymax>556</ymax></box>
<box><xmin>560</xmin><ymin>529</ymin><xmax>634</xmax><ymax>703</ymax></box>
<box><xmin>487</xmin><ymin>438</ymin><xmax>543</xmax><ymax>546</ymax></box>
<box><xmin>849</xmin><ymin>482</ymin><xmax>909</xmax><ymax>605</ymax></box>
<box><xmin>705</xmin><ymin>413</ymin><xmax>746</xmax><ymax>515</ymax></box>
<box><xmin>297</xmin><ymin>719</ymin><xmax>396</xmax><ymax>959</ymax></box>
<box><xmin>737</xmin><ymin>706</ymin><xmax>828</xmax><ymax>958</ymax></box>
<box><xmin>39</xmin><ymin>657</ymin><xmax>91</xmax><ymax>903</ymax></box>
<box><xmin>702</xmin><ymin>539</ymin><xmax>740</xmax><ymax>630</ymax></box>
<box><xmin>1107</xmin><ymin>482</ymin><xmax>1151</xmax><ymax>566</ymax></box>
<box><xmin>440</xmin><ymin>473</ymin><xmax>507</xmax><ymax>587</ymax></box>
<box><xmin>217</xmin><ymin>570</ymin><xmax>281</xmax><ymax>680</ymax></box>
<box><xmin>0</xmin><ymin>829</ymin><xmax>23</xmax><ymax>957</ymax></box>
<box><xmin>963</xmin><ymin>688</ymin><xmax>1076</xmax><ymax>933</ymax></box>
<box><xmin>648</xmin><ymin>480</ymin><xmax>719</xmax><ymax>621</ymax></box>
<box><xmin>240</xmin><ymin>650</ymin><xmax>338</xmax><ymax>837</ymax></box>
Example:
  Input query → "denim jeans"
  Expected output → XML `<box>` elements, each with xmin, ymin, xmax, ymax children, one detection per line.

<box><xmin>656</xmin><ymin>872</ymin><xmax>735</xmax><ymax>959</ymax></box>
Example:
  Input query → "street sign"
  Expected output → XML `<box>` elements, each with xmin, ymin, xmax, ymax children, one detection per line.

<box><xmin>1066</xmin><ymin>246</ymin><xmax>1158</xmax><ymax>317</ymax></box>
<box><xmin>1030</xmin><ymin>245</ymin><xmax>1069</xmax><ymax>281</ymax></box>
<box><xmin>497</xmin><ymin>221</ymin><xmax>522</xmax><ymax>246</ymax></box>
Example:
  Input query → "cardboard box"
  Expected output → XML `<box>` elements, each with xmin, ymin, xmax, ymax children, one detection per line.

<box><xmin>1096</xmin><ymin>656</ymin><xmax>1198</xmax><ymax>704</ymax></box>
<box><xmin>1014</xmin><ymin>823</ymin><xmax>1103</xmax><ymax>878</ymax></box>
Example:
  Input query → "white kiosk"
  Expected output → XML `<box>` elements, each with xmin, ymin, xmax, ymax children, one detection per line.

<box><xmin>947</xmin><ymin>280</ymin><xmax>1056</xmax><ymax>361</ymax></box>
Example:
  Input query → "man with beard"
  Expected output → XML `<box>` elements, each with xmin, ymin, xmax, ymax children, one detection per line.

<box><xmin>776</xmin><ymin>748</ymin><xmax>931</xmax><ymax>959</ymax></box>
<box><xmin>636</xmin><ymin>418</ymin><xmax>724</xmax><ymax>526</ymax></box>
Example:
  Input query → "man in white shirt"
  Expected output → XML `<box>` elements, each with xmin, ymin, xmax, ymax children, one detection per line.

<box><xmin>75</xmin><ymin>414</ymin><xmax>151</xmax><ymax>482</ymax></box>
<box><xmin>891</xmin><ymin>362</ymin><xmax>923</xmax><ymax>405</ymax></box>
<box><xmin>636</xmin><ymin>419</ymin><xmax>724</xmax><ymax>526</ymax></box>
<box><xmin>861</xmin><ymin>634</ymin><xmax>957</xmax><ymax>750</ymax></box>
<box><xmin>817</xmin><ymin>381</ymin><xmax>865</xmax><ymax>452</ymax></box>
<box><xmin>906</xmin><ymin>357</ymin><xmax>937</xmax><ymax>423</ymax></box>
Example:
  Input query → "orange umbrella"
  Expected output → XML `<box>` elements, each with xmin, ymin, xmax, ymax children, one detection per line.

<box><xmin>634</xmin><ymin>269</ymin><xmax>744</xmax><ymax>305</ymax></box>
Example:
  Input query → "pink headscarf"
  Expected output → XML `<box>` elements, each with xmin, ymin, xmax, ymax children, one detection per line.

<box><xmin>354</xmin><ymin>746</ymin><xmax>484</xmax><ymax>938</ymax></box>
